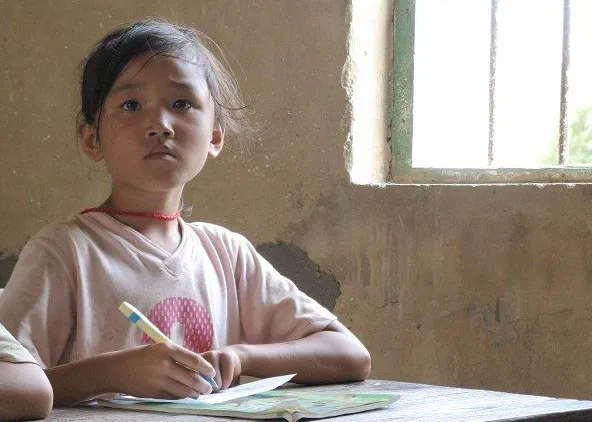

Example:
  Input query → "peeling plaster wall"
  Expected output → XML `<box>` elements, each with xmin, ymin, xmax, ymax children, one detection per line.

<box><xmin>1</xmin><ymin>0</ymin><xmax>592</xmax><ymax>400</ymax></box>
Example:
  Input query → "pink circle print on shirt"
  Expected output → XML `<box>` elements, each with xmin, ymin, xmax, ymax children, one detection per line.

<box><xmin>145</xmin><ymin>297</ymin><xmax>213</xmax><ymax>352</ymax></box>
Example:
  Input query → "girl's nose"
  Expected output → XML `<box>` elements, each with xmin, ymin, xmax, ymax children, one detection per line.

<box><xmin>145</xmin><ymin>110</ymin><xmax>175</xmax><ymax>139</ymax></box>
<box><xmin>147</xmin><ymin>128</ymin><xmax>174</xmax><ymax>139</ymax></box>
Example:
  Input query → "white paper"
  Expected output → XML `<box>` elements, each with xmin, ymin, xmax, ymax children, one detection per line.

<box><xmin>117</xmin><ymin>373</ymin><xmax>296</xmax><ymax>405</ymax></box>
<box><xmin>198</xmin><ymin>373</ymin><xmax>296</xmax><ymax>404</ymax></box>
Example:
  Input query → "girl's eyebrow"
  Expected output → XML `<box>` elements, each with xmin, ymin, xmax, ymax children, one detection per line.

<box><xmin>110</xmin><ymin>82</ymin><xmax>144</xmax><ymax>94</ymax></box>
<box><xmin>110</xmin><ymin>81</ymin><xmax>200</xmax><ymax>94</ymax></box>
<box><xmin>170</xmin><ymin>81</ymin><xmax>199</xmax><ymax>91</ymax></box>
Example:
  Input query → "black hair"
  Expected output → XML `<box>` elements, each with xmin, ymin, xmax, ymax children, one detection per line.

<box><xmin>79</xmin><ymin>19</ymin><xmax>249</xmax><ymax>136</ymax></box>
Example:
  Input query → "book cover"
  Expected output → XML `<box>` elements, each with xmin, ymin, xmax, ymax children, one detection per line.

<box><xmin>99</xmin><ymin>390</ymin><xmax>399</xmax><ymax>421</ymax></box>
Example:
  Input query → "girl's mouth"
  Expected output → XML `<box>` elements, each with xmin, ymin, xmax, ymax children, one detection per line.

<box><xmin>145</xmin><ymin>147</ymin><xmax>177</xmax><ymax>160</ymax></box>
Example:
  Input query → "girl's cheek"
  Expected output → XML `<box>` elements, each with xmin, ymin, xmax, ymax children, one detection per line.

<box><xmin>104</xmin><ymin>113</ymin><xmax>138</xmax><ymax>130</ymax></box>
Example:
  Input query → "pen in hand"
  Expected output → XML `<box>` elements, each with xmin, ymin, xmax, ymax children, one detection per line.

<box><xmin>118</xmin><ymin>301</ymin><xmax>218</xmax><ymax>389</ymax></box>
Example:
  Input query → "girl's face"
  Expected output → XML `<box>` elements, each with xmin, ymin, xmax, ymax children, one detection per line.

<box><xmin>81</xmin><ymin>53</ymin><xmax>224</xmax><ymax>194</ymax></box>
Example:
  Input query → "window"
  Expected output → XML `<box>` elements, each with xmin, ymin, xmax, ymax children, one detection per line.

<box><xmin>393</xmin><ymin>0</ymin><xmax>592</xmax><ymax>183</ymax></box>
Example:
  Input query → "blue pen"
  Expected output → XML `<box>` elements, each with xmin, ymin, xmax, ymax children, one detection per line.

<box><xmin>119</xmin><ymin>301</ymin><xmax>218</xmax><ymax>389</ymax></box>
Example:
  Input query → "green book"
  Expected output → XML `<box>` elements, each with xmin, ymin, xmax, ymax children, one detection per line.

<box><xmin>99</xmin><ymin>390</ymin><xmax>399</xmax><ymax>421</ymax></box>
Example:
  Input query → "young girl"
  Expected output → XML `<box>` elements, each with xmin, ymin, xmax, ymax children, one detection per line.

<box><xmin>0</xmin><ymin>323</ymin><xmax>53</xmax><ymax>420</ymax></box>
<box><xmin>0</xmin><ymin>19</ymin><xmax>370</xmax><ymax>407</ymax></box>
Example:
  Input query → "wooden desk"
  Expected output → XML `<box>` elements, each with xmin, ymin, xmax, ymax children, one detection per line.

<box><xmin>47</xmin><ymin>380</ymin><xmax>592</xmax><ymax>421</ymax></box>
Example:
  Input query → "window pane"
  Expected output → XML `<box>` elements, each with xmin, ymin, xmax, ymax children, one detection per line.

<box><xmin>413</xmin><ymin>0</ymin><xmax>490</xmax><ymax>168</ymax></box>
<box><xmin>494</xmin><ymin>0</ymin><xmax>563</xmax><ymax>167</ymax></box>
<box><xmin>567</xmin><ymin>0</ymin><xmax>592</xmax><ymax>165</ymax></box>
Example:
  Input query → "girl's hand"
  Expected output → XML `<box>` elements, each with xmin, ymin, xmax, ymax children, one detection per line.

<box><xmin>200</xmin><ymin>346</ymin><xmax>243</xmax><ymax>391</ymax></box>
<box><xmin>111</xmin><ymin>342</ymin><xmax>216</xmax><ymax>399</ymax></box>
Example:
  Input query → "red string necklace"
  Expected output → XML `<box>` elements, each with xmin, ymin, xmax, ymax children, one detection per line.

<box><xmin>80</xmin><ymin>207</ymin><xmax>181</xmax><ymax>221</ymax></box>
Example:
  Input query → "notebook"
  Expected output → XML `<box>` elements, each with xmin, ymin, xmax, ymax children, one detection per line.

<box><xmin>98</xmin><ymin>374</ymin><xmax>399</xmax><ymax>421</ymax></box>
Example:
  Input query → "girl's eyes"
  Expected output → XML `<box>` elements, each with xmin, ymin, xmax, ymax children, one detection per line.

<box><xmin>121</xmin><ymin>100</ymin><xmax>140</xmax><ymax>111</ymax></box>
<box><xmin>173</xmin><ymin>99</ymin><xmax>193</xmax><ymax>110</ymax></box>
<box><xmin>118</xmin><ymin>99</ymin><xmax>194</xmax><ymax>111</ymax></box>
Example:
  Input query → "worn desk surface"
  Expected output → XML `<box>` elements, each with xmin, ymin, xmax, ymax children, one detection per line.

<box><xmin>47</xmin><ymin>379</ymin><xmax>592</xmax><ymax>421</ymax></box>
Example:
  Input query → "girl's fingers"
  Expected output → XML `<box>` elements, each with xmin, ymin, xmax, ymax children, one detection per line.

<box><xmin>218</xmin><ymin>352</ymin><xmax>235</xmax><ymax>390</ymax></box>
<box><xmin>165</xmin><ymin>357</ymin><xmax>212</xmax><ymax>396</ymax></box>
<box><xmin>168</xmin><ymin>343</ymin><xmax>216</xmax><ymax>378</ymax></box>
<box><xmin>208</xmin><ymin>353</ymin><xmax>222</xmax><ymax>392</ymax></box>
<box><xmin>200</xmin><ymin>348</ymin><xmax>240</xmax><ymax>391</ymax></box>
<box><xmin>159</xmin><ymin>375</ymin><xmax>204</xmax><ymax>399</ymax></box>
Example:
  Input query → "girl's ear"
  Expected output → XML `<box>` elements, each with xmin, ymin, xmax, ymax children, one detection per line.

<box><xmin>79</xmin><ymin>123</ymin><xmax>103</xmax><ymax>162</ymax></box>
<box><xmin>208</xmin><ymin>124</ymin><xmax>225</xmax><ymax>158</ymax></box>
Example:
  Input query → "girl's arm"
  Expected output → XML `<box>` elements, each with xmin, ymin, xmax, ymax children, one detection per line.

<box><xmin>0</xmin><ymin>361</ymin><xmax>53</xmax><ymax>421</ymax></box>
<box><xmin>46</xmin><ymin>342</ymin><xmax>216</xmax><ymax>407</ymax></box>
<box><xmin>201</xmin><ymin>320</ymin><xmax>371</xmax><ymax>390</ymax></box>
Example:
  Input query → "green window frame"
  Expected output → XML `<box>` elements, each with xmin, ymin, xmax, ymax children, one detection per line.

<box><xmin>391</xmin><ymin>0</ymin><xmax>592</xmax><ymax>184</ymax></box>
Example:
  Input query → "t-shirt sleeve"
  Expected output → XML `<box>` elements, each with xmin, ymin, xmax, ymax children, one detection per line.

<box><xmin>0</xmin><ymin>233</ymin><xmax>76</xmax><ymax>368</ymax></box>
<box><xmin>0</xmin><ymin>323</ymin><xmax>39</xmax><ymax>365</ymax></box>
<box><xmin>228</xmin><ymin>231</ymin><xmax>337</xmax><ymax>344</ymax></box>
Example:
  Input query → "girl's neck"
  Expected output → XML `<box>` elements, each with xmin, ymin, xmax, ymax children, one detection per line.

<box><xmin>99</xmin><ymin>193</ymin><xmax>181</xmax><ymax>228</ymax></box>
<box><xmin>81</xmin><ymin>207</ymin><xmax>180</xmax><ymax>221</ymax></box>
<box><xmin>103</xmin><ymin>189</ymin><xmax>182</xmax><ymax>215</ymax></box>
<box><xmin>92</xmin><ymin>197</ymin><xmax>183</xmax><ymax>253</ymax></box>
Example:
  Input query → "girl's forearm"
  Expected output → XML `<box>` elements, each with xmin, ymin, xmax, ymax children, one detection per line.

<box><xmin>234</xmin><ymin>323</ymin><xmax>371</xmax><ymax>384</ymax></box>
<box><xmin>46</xmin><ymin>351</ymin><xmax>120</xmax><ymax>407</ymax></box>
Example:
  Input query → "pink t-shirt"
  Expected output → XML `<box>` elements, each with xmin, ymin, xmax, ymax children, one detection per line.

<box><xmin>0</xmin><ymin>213</ymin><xmax>336</xmax><ymax>368</ymax></box>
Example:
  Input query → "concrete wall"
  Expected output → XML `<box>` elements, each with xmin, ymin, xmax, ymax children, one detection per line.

<box><xmin>1</xmin><ymin>0</ymin><xmax>591</xmax><ymax>400</ymax></box>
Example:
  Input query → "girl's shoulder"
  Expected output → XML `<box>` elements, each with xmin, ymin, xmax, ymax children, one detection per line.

<box><xmin>25</xmin><ymin>214</ymin><xmax>108</xmax><ymax>251</ymax></box>
<box><xmin>185</xmin><ymin>221</ymin><xmax>252</xmax><ymax>248</ymax></box>
<box><xmin>29</xmin><ymin>215</ymin><xmax>89</xmax><ymax>243</ymax></box>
